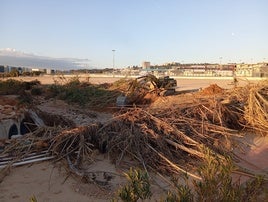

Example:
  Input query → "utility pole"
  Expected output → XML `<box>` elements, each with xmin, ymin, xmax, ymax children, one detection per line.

<box><xmin>112</xmin><ymin>50</ymin><xmax>116</xmax><ymax>69</ymax></box>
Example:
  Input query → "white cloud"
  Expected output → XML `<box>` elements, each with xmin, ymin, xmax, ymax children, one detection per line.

<box><xmin>0</xmin><ymin>48</ymin><xmax>92</xmax><ymax>69</ymax></box>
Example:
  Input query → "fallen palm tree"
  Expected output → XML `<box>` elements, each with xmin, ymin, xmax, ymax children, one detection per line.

<box><xmin>243</xmin><ymin>80</ymin><xmax>268</xmax><ymax>135</ymax></box>
<box><xmin>96</xmin><ymin>107</ymin><xmax>238</xmax><ymax>176</ymax></box>
<box><xmin>49</xmin><ymin>125</ymin><xmax>98</xmax><ymax>164</ymax></box>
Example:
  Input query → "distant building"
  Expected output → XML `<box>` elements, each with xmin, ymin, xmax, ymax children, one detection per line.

<box><xmin>260</xmin><ymin>63</ymin><xmax>268</xmax><ymax>77</ymax></box>
<box><xmin>236</xmin><ymin>64</ymin><xmax>252</xmax><ymax>77</ymax></box>
<box><xmin>31</xmin><ymin>68</ymin><xmax>45</xmax><ymax>73</ymax></box>
<box><xmin>142</xmin><ymin>61</ymin><xmax>150</xmax><ymax>69</ymax></box>
<box><xmin>22</xmin><ymin>67</ymin><xmax>31</xmax><ymax>72</ymax></box>
<box><xmin>17</xmin><ymin>67</ymin><xmax>23</xmax><ymax>74</ymax></box>
<box><xmin>253</xmin><ymin>63</ymin><xmax>268</xmax><ymax>77</ymax></box>
<box><xmin>0</xmin><ymin>65</ymin><xmax>4</xmax><ymax>73</ymax></box>
<box><xmin>45</xmin><ymin>68</ymin><xmax>55</xmax><ymax>74</ymax></box>
<box><xmin>9</xmin><ymin>66</ymin><xmax>17</xmax><ymax>72</ymax></box>
<box><xmin>31</xmin><ymin>68</ymin><xmax>40</xmax><ymax>72</ymax></box>
<box><xmin>236</xmin><ymin>63</ymin><xmax>268</xmax><ymax>77</ymax></box>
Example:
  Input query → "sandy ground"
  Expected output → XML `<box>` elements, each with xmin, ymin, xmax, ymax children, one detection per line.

<box><xmin>0</xmin><ymin>156</ymin><xmax>128</xmax><ymax>202</ymax></box>
<box><xmin>234</xmin><ymin>134</ymin><xmax>268</xmax><ymax>180</ymax></box>
<box><xmin>1</xmin><ymin>74</ymin><xmax>263</xmax><ymax>89</ymax></box>
<box><xmin>0</xmin><ymin>75</ymin><xmax>267</xmax><ymax>201</ymax></box>
<box><xmin>1</xmin><ymin>135</ymin><xmax>267</xmax><ymax>202</ymax></box>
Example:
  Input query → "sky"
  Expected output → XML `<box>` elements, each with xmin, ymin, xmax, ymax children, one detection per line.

<box><xmin>1</xmin><ymin>0</ymin><xmax>268</xmax><ymax>68</ymax></box>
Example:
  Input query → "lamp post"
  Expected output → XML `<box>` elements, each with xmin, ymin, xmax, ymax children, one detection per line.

<box><xmin>112</xmin><ymin>50</ymin><xmax>116</xmax><ymax>69</ymax></box>
<box><xmin>219</xmin><ymin>56</ymin><xmax>222</xmax><ymax>65</ymax></box>
<box><xmin>219</xmin><ymin>56</ymin><xmax>223</xmax><ymax>70</ymax></box>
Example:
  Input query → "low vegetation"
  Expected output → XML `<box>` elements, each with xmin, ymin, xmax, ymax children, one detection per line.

<box><xmin>114</xmin><ymin>168</ymin><xmax>152</xmax><ymax>202</ymax></box>
<box><xmin>0</xmin><ymin>70</ymin><xmax>43</xmax><ymax>78</ymax></box>
<box><xmin>0</xmin><ymin>79</ymin><xmax>41</xmax><ymax>95</ymax></box>
<box><xmin>47</xmin><ymin>76</ymin><xmax>124</xmax><ymax>107</ymax></box>
<box><xmin>115</xmin><ymin>154</ymin><xmax>267</xmax><ymax>202</ymax></box>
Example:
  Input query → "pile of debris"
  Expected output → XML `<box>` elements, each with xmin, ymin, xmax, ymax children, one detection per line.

<box><xmin>1</xmin><ymin>79</ymin><xmax>268</xmax><ymax>183</ymax></box>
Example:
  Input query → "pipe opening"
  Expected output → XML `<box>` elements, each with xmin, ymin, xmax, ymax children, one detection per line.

<box><xmin>8</xmin><ymin>124</ymin><xmax>18</xmax><ymax>139</ymax></box>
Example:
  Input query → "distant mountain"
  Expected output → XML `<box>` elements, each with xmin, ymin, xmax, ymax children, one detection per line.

<box><xmin>0</xmin><ymin>48</ymin><xmax>91</xmax><ymax>70</ymax></box>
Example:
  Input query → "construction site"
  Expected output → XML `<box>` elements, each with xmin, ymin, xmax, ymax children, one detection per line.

<box><xmin>0</xmin><ymin>75</ymin><xmax>268</xmax><ymax>201</ymax></box>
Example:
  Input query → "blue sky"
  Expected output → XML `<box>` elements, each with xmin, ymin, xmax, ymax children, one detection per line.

<box><xmin>1</xmin><ymin>0</ymin><xmax>268</xmax><ymax>68</ymax></box>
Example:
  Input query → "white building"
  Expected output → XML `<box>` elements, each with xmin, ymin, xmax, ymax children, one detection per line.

<box><xmin>142</xmin><ymin>61</ymin><xmax>150</xmax><ymax>69</ymax></box>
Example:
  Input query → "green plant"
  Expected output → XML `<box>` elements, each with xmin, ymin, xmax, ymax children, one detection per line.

<box><xmin>29</xmin><ymin>195</ymin><xmax>38</xmax><ymax>202</ymax></box>
<box><xmin>66</xmin><ymin>76</ymin><xmax>81</xmax><ymax>87</ymax></box>
<box><xmin>242</xmin><ymin>175</ymin><xmax>267</xmax><ymax>202</ymax></box>
<box><xmin>188</xmin><ymin>149</ymin><xmax>266</xmax><ymax>202</ymax></box>
<box><xmin>160</xmin><ymin>149</ymin><xmax>267</xmax><ymax>201</ymax></box>
<box><xmin>193</xmin><ymin>153</ymin><xmax>243</xmax><ymax>202</ymax></box>
<box><xmin>0</xmin><ymin>79</ymin><xmax>24</xmax><ymax>94</ymax></box>
<box><xmin>47</xmin><ymin>84</ymin><xmax>64</xmax><ymax>97</ymax></box>
<box><xmin>163</xmin><ymin>175</ymin><xmax>193</xmax><ymax>202</ymax></box>
<box><xmin>23</xmin><ymin>79</ymin><xmax>41</xmax><ymax>90</ymax></box>
<box><xmin>47</xmin><ymin>78</ymin><xmax>120</xmax><ymax>107</ymax></box>
<box><xmin>18</xmin><ymin>92</ymin><xmax>33</xmax><ymax>104</ymax></box>
<box><xmin>0</xmin><ymin>79</ymin><xmax>41</xmax><ymax>95</ymax></box>
<box><xmin>116</xmin><ymin>168</ymin><xmax>152</xmax><ymax>202</ymax></box>
<box><xmin>31</xmin><ymin>87</ymin><xmax>43</xmax><ymax>95</ymax></box>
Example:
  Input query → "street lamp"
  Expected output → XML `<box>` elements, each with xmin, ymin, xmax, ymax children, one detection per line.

<box><xmin>219</xmin><ymin>56</ymin><xmax>223</xmax><ymax>65</ymax></box>
<box><xmin>219</xmin><ymin>57</ymin><xmax>223</xmax><ymax>70</ymax></box>
<box><xmin>112</xmin><ymin>50</ymin><xmax>116</xmax><ymax>69</ymax></box>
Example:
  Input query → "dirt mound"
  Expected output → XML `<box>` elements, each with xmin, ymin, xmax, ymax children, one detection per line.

<box><xmin>200</xmin><ymin>84</ymin><xmax>225</xmax><ymax>95</ymax></box>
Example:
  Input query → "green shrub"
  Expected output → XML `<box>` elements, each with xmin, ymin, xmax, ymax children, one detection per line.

<box><xmin>47</xmin><ymin>79</ymin><xmax>119</xmax><ymax>107</ymax></box>
<box><xmin>66</xmin><ymin>76</ymin><xmax>81</xmax><ymax>87</ymax></box>
<box><xmin>163</xmin><ymin>175</ymin><xmax>193</xmax><ymax>202</ymax></box>
<box><xmin>193</xmin><ymin>154</ymin><xmax>243</xmax><ymax>202</ymax></box>
<box><xmin>31</xmin><ymin>87</ymin><xmax>43</xmax><ymax>95</ymax></box>
<box><xmin>162</xmin><ymin>150</ymin><xmax>267</xmax><ymax>202</ymax></box>
<box><xmin>47</xmin><ymin>84</ymin><xmax>63</xmax><ymax>97</ymax></box>
<box><xmin>0</xmin><ymin>79</ymin><xmax>24</xmax><ymax>94</ymax></box>
<box><xmin>0</xmin><ymin>79</ymin><xmax>41</xmax><ymax>95</ymax></box>
<box><xmin>23</xmin><ymin>79</ymin><xmax>41</xmax><ymax>90</ymax></box>
<box><xmin>18</xmin><ymin>92</ymin><xmax>33</xmax><ymax>104</ymax></box>
<box><xmin>115</xmin><ymin>152</ymin><xmax>267</xmax><ymax>202</ymax></box>
<box><xmin>115</xmin><ymin>168</ymin><xmax>152</xmax><ymax>202</ymax></box>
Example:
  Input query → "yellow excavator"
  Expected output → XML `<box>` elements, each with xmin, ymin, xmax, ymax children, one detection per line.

<box><xmin>116</xmin><ymin>74</ymin><xmax>177</xmax><ymax>106</ymax></box>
